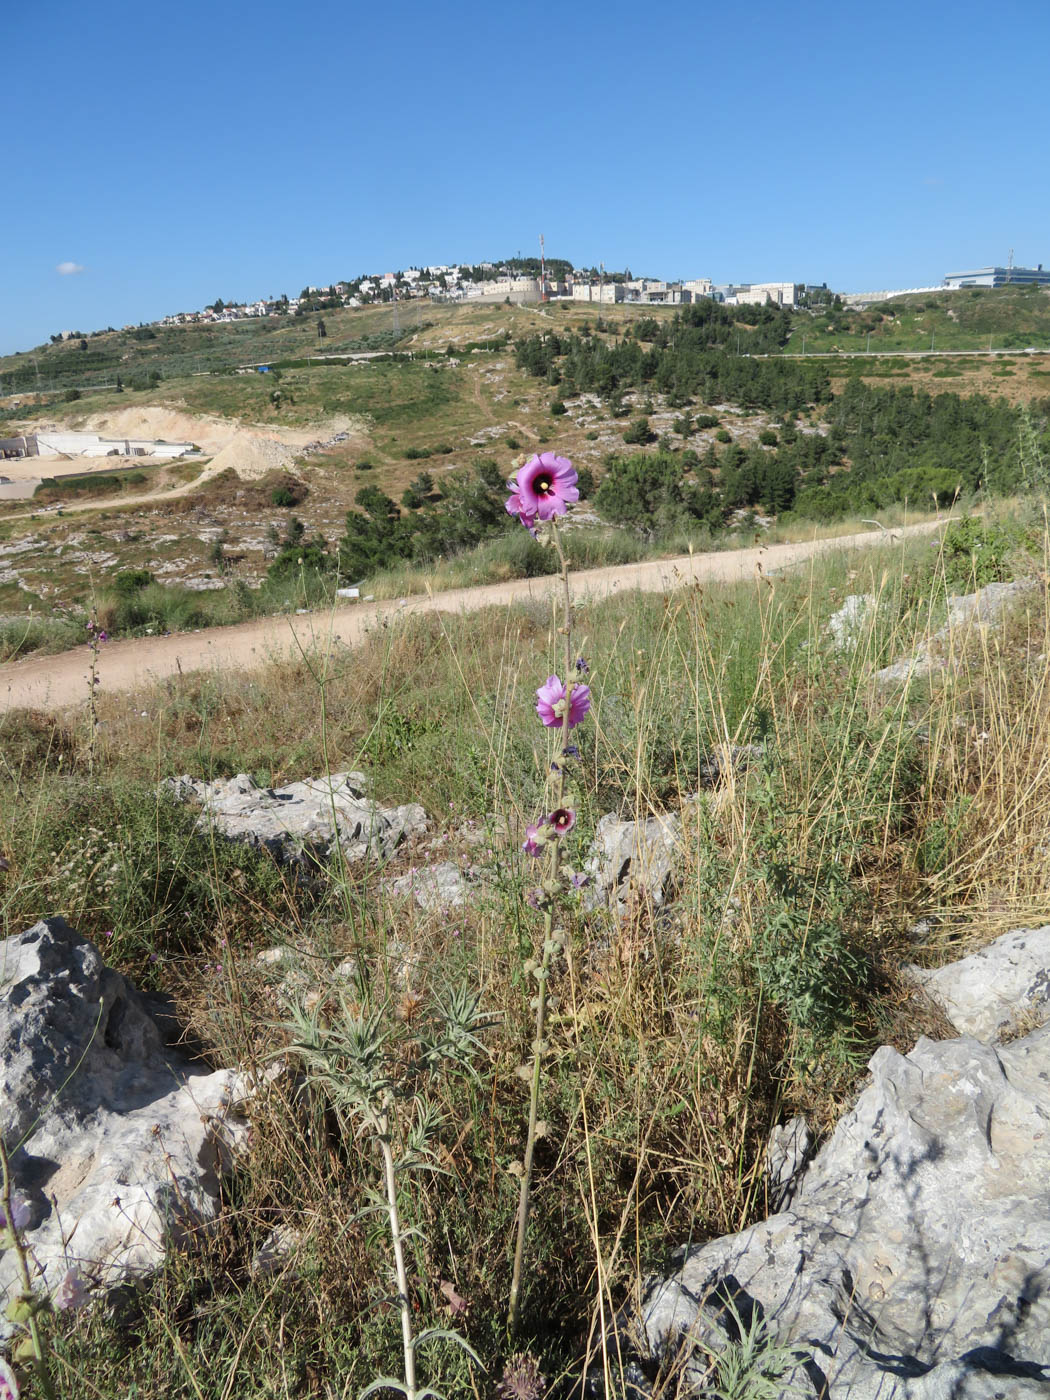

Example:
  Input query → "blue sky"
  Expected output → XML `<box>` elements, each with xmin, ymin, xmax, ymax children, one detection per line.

<box><xmin>3</xmin><ymin>0</ymin><xmax>1048</xmax><ymax>354</ymax></box>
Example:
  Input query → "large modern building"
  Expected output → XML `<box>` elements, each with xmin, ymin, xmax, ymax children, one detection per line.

<box><xmin>943</xmin><ymin>264</ymin><xmax>1050</xmax><ymax>289</ymax></box>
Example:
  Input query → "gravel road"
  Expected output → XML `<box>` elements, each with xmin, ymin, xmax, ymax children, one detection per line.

<box><xmin>0</xmin><ymin>521</ymin><xmax>944</xmax><ymax>714</ymax></box>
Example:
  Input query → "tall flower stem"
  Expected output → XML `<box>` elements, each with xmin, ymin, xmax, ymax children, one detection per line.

<box><xmin>508</xmin><ymin>520</ymin><xmax>574</xmax><ymax>1336</ymax></box>
<box><xmin>376</xmin><ymin>1106</ymin><xmax>419</xmax><ymax>1399</ymax></box>
<box><xmin>1</xmin><ymin>1136</ymin><xmax>56</xmax><ymax>1400</ymax></box>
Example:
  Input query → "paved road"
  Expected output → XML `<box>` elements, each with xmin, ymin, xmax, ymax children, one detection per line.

<box><xmin>0</xmin><ymin>521</ymin><xmax>945</xmax><ymax>713</ymax></box>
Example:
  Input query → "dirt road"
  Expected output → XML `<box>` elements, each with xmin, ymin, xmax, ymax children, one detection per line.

<box><xmin>0</xmin><ymin>521</ymin><xmax>944</xmax><ymax>714</ymax></box>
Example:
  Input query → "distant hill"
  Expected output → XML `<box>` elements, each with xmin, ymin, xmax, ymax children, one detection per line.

<box><xmin>785</xmin><ymin>284</ymin><xmax>1050</xmax><ymax>354</ymax></box>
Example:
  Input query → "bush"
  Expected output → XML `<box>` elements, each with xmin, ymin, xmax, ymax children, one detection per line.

<box><xmin>114</xmin><ymin>569</ymin><xmax>155</xmax><ymax>595</ymax></box>
<box><xmin>63</xmin><ymin>388</ymin><xmax>81</xmax><ymax>402</ymax></box>
<box><xmin>716</xmin><ymin>428</ymin><xmax>732</xmax><ymax>443</ymax></box>
<box><xmin>271</xmin><ymin>482</ymin><xmax>307</xmax><ymax>507</ymax></box>
<box><xmin>550</xmin><ymin>400</ymin><xmax>567</xmax><ymax>416</ymax></box>
<box><xmin>759</xmin><ymin>428</ymin><xmax>779</xmax><ymax>446</ymax></box>
<box><xmin>623</xmin><ymin>416</ymin><xmax>655</xmax><ymax>445</ymax></box>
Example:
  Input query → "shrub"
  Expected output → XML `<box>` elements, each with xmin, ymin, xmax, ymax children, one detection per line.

<box><xmin>271</xmin><ymin>485</ymin><xmax>298</xmax><ymax>507</ymax></box>
<box><xmin>759</xmin><ymin>428</ymin><xmax>779</xmax><ymax>446</ymax></box>
<box><xmin>716</xmin><ymin>428</ymin><xmax>732</xmax><ymax>443</ymax></box>
<box><xmin>623</xmin><ymin>416</ymin><xmax>655</xmax><ymax>445</ymax></box>
<box><xmin>550</xmin><ymin>400</ymin><xmax>567</xmax><ymax>416</ymax></box>
<box><xmin>114</xmin><ymin>569</ymin><xmax>155</xmax><ymax>594</ymax></box>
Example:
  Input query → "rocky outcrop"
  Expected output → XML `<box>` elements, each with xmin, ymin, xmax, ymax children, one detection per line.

<box><xmin>0</xmin><ymin>918</ymin><xmax>247</xmax><ymax>1333</ymax></box>
<box><xmin>166</xmin><ymin>770</ymin><xmax>427</xmax><ymax>866</ymax></box>
<box><xmin>875</xmin><ymin>580</ymin><xmax>1038</xmax><ymax>685</ymax></box>
<box><xmin>908</xmin><ymin>925</ymin><xmax>1050</xmax><ymax>1044</ymax></box>
<box><xmin>634</xmin><ymin>974</ymin><xmax>1050</xmax><ymax>1396</ymax></box>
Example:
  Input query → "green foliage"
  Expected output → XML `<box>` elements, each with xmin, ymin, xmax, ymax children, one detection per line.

<box><xmin>622</xmin><ymin>415</ymin><xmax>655</xmax><ymax>445</ymax></box>
<box><xmin>595</xmin><ymin>451</ymin><xmax>722</xmax><ymax>534</ymax></box>
<box><xmin>938</xmin><ymin>516</ymin><xmax>1022</xmax><ymax>590</ymax></box>
<box><xmin>113</xmin><ymin>568</ymin><xmax>155</xmax><ymax>594</ymax></box>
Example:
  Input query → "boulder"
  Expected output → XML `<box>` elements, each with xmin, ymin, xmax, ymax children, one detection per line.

<box><xmin>166</xmin><ymin>770</ymin><xmax>427</xmax><ymax>866</ymax></box>
<box><xmin>0</xmin><ymin>918</ymin><xmax>247</xmax><ymax>1334</ymax></box>
<box><xmin>584</xmin><ymin>812</ymin><xmax>681</xmax><ymax>917</ymax></box>
<box><xmin>909</xmin><ymin>925</ymin><xmax>1050</xmax><ymax>1044</ymax></box>
<box><xmin>636</xmin><ymin>1027</ymin><xmax>1050</xmax><ymax>1397</ymax></box>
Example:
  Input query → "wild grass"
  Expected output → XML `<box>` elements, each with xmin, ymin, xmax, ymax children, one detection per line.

<box><xmin>2</xmin><ymin>508</ymin><xmax>1049</xmax><ymax>1396</ymax></box>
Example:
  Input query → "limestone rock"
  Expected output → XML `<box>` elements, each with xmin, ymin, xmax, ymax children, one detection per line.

<box><xmin>0</xmin><ymin>918</ymin><xmax>247</xmax><ymax>1333</ymax></box>
<box><xmin>166</xmin><ymin>770</ymin><xmax>427</xmax><ymax>865</ymax></box>
<box><xmin>763</xmin><ymin>1114</ymin><xmax>811</xmax><ymax>1210</ymax></box>
<box><xmin>875</xmin><ymin>579</ymin><xmax>1038</xmax><ymax>685</ymax></box>
<box><xmin>585</xmin><ymin>812</ymin><xmax>681</xmax><ymax>916</ymax></box>
<box><xmin>636</xmin><ymin>1028</ymin><xmax>1050</xmax><ymax>1397</ymax></box>
<box><xmin>908</xmin><ymin>924</ymin><xmax>1050</xmax><ymax>1043</ymax></box>
<box><xmin>827</xmin><ymin>594</ymin><xmax>876</xmax><ymax>651</ymax></box>
<box><xmin>387</xmin><ymin>861</ymin><xmax>470</xmax><ymax>911</ymax></box>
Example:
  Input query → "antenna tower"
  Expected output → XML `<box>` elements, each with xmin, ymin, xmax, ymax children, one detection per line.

<box><xmin>1007</xmin><ymin>248</ymin><xmax>1014</xmax><ymax>283</ymax></box>
<box><xmin>539</xmin><ymin>233</ymin><xmax>548</xmax><ymax>302</ymax></box>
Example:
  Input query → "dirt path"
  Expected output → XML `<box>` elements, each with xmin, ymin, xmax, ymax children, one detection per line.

<box><xmin>0</xmin><ymin>522</ymin><xmax>944</xmax><ymax>714</ymax></box>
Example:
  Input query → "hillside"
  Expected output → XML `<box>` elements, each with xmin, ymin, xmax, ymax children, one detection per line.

<box><xmin>1</xmin><ymin>297</ymin><xmax>1049</xmax><ymax>666</ymax></box>
<box><xmin>785</xmin><ymin>282</ymin><xmax>1050</xmax><ymax>354</ymax></box>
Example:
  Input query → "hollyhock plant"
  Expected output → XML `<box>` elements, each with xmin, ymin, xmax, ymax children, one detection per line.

<box><xmin>506</xmin><ymin>452</ymin><xmax>578</xmax><ymax>523</ymax></box>
<box><xmin>535</xmin><ymin>675</ymin><xmax>591</xmax><ymax>729</ymax></box>
<box><xmin>509</xmin><ymin>447</ymin><xmax>597</xmax><ymax>1335</ymax></box>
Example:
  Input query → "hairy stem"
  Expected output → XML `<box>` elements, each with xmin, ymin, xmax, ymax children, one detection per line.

<box><xmin>377</xmin><ymin>1108</ymin><xmax>418</xmax><ymax>1399</ymax></box>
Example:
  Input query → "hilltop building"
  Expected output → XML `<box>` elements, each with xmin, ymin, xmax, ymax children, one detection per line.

<box><xmin>942</xmin><ymin>264</ymin><xmax>1050</xmax><ymax>289</ymax></box>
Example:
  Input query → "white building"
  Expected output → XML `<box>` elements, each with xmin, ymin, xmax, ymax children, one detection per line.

<box><xmin>571</xmin><ymin>282</ymin><xmax>625</xmax><ymax>303</ymax></box>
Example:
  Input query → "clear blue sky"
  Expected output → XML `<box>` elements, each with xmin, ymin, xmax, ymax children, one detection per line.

<box><xmin>3</xmin><ymin>0</ymin><xmax>1048</xmax><ymax>354</ymax></box>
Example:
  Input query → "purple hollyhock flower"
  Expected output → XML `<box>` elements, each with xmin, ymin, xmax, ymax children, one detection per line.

<box><xmin>548</xmin><ymin>808</ymin><xmax>576</xmax><ymax>836</ymax></box>
<box><xmin>0</xmin><ymin>1356</ymin><xmax>20</xmax><ymax>1400</ymax></box>
<box><xmin>508</xmin><ymin>452</ymin><xmax>578</xmax><ymax>523</ymax></box>
<box><xmin>504</xmin><ymin>491</ymin><xmax>538</xmax><ymax>535</ymax></box>
<box><xmin>522</xmin><ymin>823</ymin><xmax>545</xmax><ymax>857</ymax></box>
<box><xmin>570</xmin><ymin>871</ymin><xmax>590</xmax><ymax>889</ymax></box>
<box><xmin>54</xmin><ymin>1266</ymin><xmax>89</xmax><ymax>1312</ymax></box>
<box><xmin>535</xmin><ymin>675</ymin><xmax>591</xmax><ymax>729</ymax></box>
<box><xmin>0</xmin><ymin>1192</ymin><xmax>31</xmax><ymax>1234</ymax></box>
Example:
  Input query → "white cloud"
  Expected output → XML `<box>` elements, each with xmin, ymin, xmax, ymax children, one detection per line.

<box><xmin>56</xmin><ymin>261</ymin><xmax>85</xmax><ymax>276</ymax></box>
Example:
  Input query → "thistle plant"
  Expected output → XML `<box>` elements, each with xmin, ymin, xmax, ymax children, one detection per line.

<box><xmin>503</xmin><ymin>452</ymin><xmax>591</xmax><ymax>1336</ymax></box>
<box><xmin>280</xmin><ymin>983</ymin><xmax>489</xmax><ymax>1400</ymax></box>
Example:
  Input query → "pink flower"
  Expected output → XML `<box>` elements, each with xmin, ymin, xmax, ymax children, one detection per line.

<box><xmin>522</xmin><ymin>823</ymin><xmax>545</xmax><ymax>857</ymax></box>
<box><xmin>548</xmin><ymin>808</ymin><xmax>576</xmax><ymax>836</ymax></box>
<box><xmin>535</xmin><ymin>675</ymin><xmax>591</xmax><ymax>729</ymax></box>
<box><xmin>505</xmin><ymin>491</ymin><xmax>538</xmax><ymax>535</ymax></box>
<box><xmin>54</xmin><ymin>1266</ymin><xmax>89</xmax><ymax>1312</ymax></box>
<box><xmin>506</xmin><ymin>452</ymin><xmax>578</xmax><ymax>523</ymax></box>
<box><xmin>0</xmin><ymin>1356</ymin><xmax>20</xmax><ymax>1400</ymax></box>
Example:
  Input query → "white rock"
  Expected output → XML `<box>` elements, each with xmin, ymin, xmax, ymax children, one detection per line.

<box><xmin>908</xmin><ymin>925</ymin><xmax>1050</xmax><ymax>1042</ymax></box>
<box><xmin>0</xmin><ymin>918</ymin><xmax>248</xmax><ymax>1333</ymax></box>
